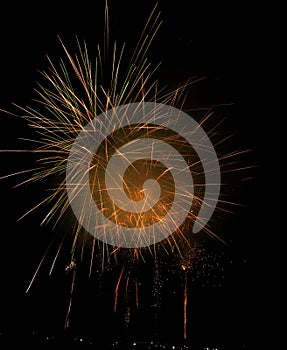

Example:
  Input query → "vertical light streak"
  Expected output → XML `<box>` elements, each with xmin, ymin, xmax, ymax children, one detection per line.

<box><xmin>183</xmin><ymin>270</ymin><xmax>188</xmax><ymax>340</ymax></box>
<box><xmin>64</xmin><ymin>266</ymin><xmax>77</xmax><ymax>330</ymax></box>
<box><xmin>114</xmin><ymin>265</ymin><xmax>125</xmax><ymax>313</ymax></box>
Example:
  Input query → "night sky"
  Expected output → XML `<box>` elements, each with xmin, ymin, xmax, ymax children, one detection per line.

<box><xmin>0</xmin><ymin>1</ymin><xmax>265</xmax><ymax>348</ymax></box>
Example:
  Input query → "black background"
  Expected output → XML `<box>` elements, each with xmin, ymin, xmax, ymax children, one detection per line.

<box><xmin>0</xmin><ymin>0</ymin><xmax>266</xmax><ymax>348</ymax></box>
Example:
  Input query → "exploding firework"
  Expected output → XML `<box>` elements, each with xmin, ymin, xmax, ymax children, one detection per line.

<box><xmin>0</xmin><ymin>1</ymin><xmax>253</xmax><ymax>338</ymax></box>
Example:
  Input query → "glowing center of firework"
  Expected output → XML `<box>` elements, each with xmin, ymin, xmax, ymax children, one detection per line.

<box><xmin>66</xmin><ymin>102</ymin><xmax>221</xmax><ymax>248</ymax></box>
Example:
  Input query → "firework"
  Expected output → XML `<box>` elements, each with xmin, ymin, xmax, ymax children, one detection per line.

<box><xmin>0</xmin><ymin>1</ymin><xmax>252</xmax><ymax>338</ymax></box>
<box><xmin>1</xmin><ymin>3</ymin><xmax>219</xmax><ymax>257</ymax></box>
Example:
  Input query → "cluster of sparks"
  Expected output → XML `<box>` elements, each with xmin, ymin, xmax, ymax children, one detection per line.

<box><xmin>0</xmin><ymin>1</ymin><xmax>252</xmax><ymax>341</ymax></box>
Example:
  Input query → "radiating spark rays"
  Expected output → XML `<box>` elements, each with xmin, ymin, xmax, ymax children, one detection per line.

<box><xmin>0</xmin><ymin>1</ymin><xmax>252</xmax><ymax>336</ymax></box>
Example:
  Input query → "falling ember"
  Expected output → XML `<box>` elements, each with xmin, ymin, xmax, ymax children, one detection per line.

<box><xmin>114</xmin><ymin>266</ymin><xmax>125</xmax><ymax>314</ymax></box>
<box><xmin>152</xmin><ymin>254</ymin><xmax>162</xmax><ymax>337</ymax></box>
<box><xmin>64</xmin><ymin>260</ymin><xmax>77</xmax><ymax>330</ymax></box>
<box><xmin>183</xmin><ymin>271</ymin><xmax>188</xmax><ymax>340</ymax></box>
<box><xmin>179</xmin><ymin>238</ymin><xmax>197</xmax><ymax>341</ymax></box>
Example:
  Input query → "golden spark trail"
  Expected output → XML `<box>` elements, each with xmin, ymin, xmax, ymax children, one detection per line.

<box><xmin>64</xmin><ymin>266</ymin><xmax>77</xmax><ymax>330</ymax></box>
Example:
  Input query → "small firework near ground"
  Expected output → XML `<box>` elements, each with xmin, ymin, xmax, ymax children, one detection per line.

<box><xmin>0</xmin><ymin>0</ymin><xmax>257</xmax><ymax>348</ymax></box>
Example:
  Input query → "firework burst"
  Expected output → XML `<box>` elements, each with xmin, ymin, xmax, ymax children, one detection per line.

<box><xmin>0</xmin><ymin>1</ymin><xmax>253</xmax><ymax>337</ymax></box>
